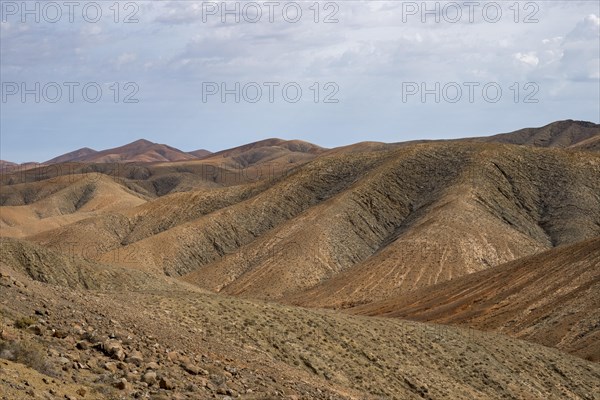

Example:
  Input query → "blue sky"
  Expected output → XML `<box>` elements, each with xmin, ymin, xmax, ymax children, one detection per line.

<box><xmin>1</xmin><ymin>0</ymin><xmax>599</xmax><ymax>162</ymax></box>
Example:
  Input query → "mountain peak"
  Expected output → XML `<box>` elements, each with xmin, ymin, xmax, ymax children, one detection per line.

<box><xmin>127</xmin><ymin>139</ymin><xmax>155</xmax><ymax>146</ymax></box>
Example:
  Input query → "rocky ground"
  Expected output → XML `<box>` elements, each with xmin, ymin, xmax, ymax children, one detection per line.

<box><xmin>2</xmin><ymin>265</ymin><xmax>600</xmax><ymax>399</ymax></box>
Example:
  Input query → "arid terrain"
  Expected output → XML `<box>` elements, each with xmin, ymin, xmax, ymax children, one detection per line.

<box><xmin>1</xmin><ymin>119</ymin><xmax>599</xmax><ymax>399</ymax></box>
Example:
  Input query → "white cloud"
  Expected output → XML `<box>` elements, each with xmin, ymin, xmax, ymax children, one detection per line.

<box><xmin>514</xmin><ymin>52</ymin><xmax>540</xmax><ymax>67</ymax></box>
<box><xmin>1</xmin><ymin>1</ymin><xmax>599</xmax><ymax>162</ymax></box>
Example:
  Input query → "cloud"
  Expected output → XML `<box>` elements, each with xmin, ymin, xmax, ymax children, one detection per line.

<box><xmin>566</xmin><ymin>14</ymin><xmax>600</xmax><ymax>41</ymax></box>
<box><xmin>514</xmin><ymin>52</ymin><xmax>540</xmax><ymax>67</ymax></box>
<box><xmin>1</xmin><ymin>1</ymin><xmax>599</xmax><ymax>162</ymax></box>
<box><xmin>531</xmin><ymin>14</ymin><xmax>600</xmax><ymax>82</ymax></box>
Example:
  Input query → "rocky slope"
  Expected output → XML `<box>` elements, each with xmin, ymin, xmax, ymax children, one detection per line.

<box><xmin>478</xmin><ymin>119</ymin><xmax>599</xmax><ymax>148</ymax></box>
<box><xmin>350</xmin><ymin>237</ymin><xmax>600</xmax><ymax>362</ymax></box>
<box><xmin>1</xmin><ymin>258</ymin><xmax>599</xmax><ymax>399</ymax></box>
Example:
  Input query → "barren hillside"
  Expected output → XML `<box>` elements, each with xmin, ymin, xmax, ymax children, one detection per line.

<box><xmin>7</xmin><ymin>141</ymin><xmax>599</xmax><ymax>308</ymax></box>
<box><xmin>1</xmin><ymin>248</ymin><xmax>599</xmax><ymax>399</ymax></box>
<box><xmin>478</xmin><ymin>119</ymin><xmax>599</xmax><ymax>148</ymax></box>
<box><xmin>350</xmin><ymin>238</ymin><xmax>600</xmax><ymax>362</ymax></box>
<box><xmin>284</xmin><ymin>143</ymin><xmax>600</xmax><ymax>308</ymax></box>
<box><xmin>0</xmin><ymin>175</ymin><xmax>147</xmax><ymax>238</ymax></box>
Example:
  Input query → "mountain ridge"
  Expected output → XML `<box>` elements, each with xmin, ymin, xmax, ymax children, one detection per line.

<box><xmin>4</xmin><ymin>119</ymin><xmax>597</xmax><ymax>167</ymax></box>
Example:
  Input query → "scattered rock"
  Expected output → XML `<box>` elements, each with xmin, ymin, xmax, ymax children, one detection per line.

<box><xmin>126</xmin><ymin>350</ymin><xmax>144</xmax><ymax>366</ymax></box>
<box><xmin>27</xmin><ymin>324</ymin><xmax>43</xmax><ymax>336</ymax></box>
<box><xmin>48</xmin><ymin>348</ymin><xmax>60</xmax><ymax>358</ymax></box>
<box><xmin>57</xmin><ymin>357</ymin><xmax>70</xmax><ymax>365</ymax></box>
<box><xmin>159</xmin><ymin>377</ymin><xmax>175</xmax><ymax>390</ymax></box>
<box><xmin>182</xmin><ymin>363</ymin><xmax>201</xmax><ymax>375</ymax></box>
<box><xmin>141</xmin><ymin>371</ymin><xmax>157</xmax><ymax>385</ymax></box>
<box><xmin>72</xmin><ymin>325</ymin><xmax>85</xmax><ymax>336</ymax></box>
<box><xmin>146</xmin><ymin>361</ymin><xmax>160</xmax><ymax>370</ymax></box>
<box><xmin>217</xmin><ymin>385</ymin><xmax>230</xmax><ymax>395</ymax></box>
<box><xmin>125</xmin><ymin>372</ymin><xmax>138</xmax><ymax>382</ymax></box>
<box><xmin>0</xmin><ymin>329</ymin><xmax>16</xmax><ymax>341</ymax></box>
<box><xmin>52</xmin><ymin>329</ymin><xmax>69</xmax><ymax>339</ymax></box>
<box><xmin>102</xmin><ymin>340</ymin><xmax>126</xmax><ymax>361</ymax></box>
<box><xmin>166</xmin><ymin>351</ymin><xmax>178</xmax><ymax>362</ymax></box>
<box><xmin>104</xmin><ymin>362</ymin><xmax>118</xmax><ymax>373</ymax></box>
<box><xmin>76</xmin><ymin>341</ymin><xmax>88</xmax><ymax>350</ymax></box>
<box><xmin>114</xmin><ymin>378</ymin><xmax>129</xmax><ymax>390</ymax></box>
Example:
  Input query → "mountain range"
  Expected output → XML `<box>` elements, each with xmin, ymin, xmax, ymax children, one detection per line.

<box><xmin>0</xmin><ymin>119</ymin><xmax>599</xmax><ymax>399</ymax></box>
<box><xmin>1</xmin><ymin>119</ymin><xmax>597</xmax><ymax>169</ymax></box>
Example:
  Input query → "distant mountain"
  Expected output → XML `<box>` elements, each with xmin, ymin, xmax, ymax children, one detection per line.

<box><xmin>198</xmin><ymin>138</ymin><xmax>326</xmax><ymax>170</ymax></box>
<box><xmin>479</xmin><ymin>119</ymin><xmax>599</xmax><ymax>148</ymax></box>
<box><xmin>45</xmin><ymin>147</ymin><xmax>98</xmax><ymax>164</ymax></box>
<box><xmin>205</xmin><ymin>138</ymin><xmax>323</xmax><ymax>160</ymax></box>
<box><xmin>45</xmin><ymin>139</ymin><xmax>198</xmax><ymax>164</ymax></box>
<box><xmin>0</xmin><ymin>160</ymin><xmax>18</xmax><ymax>170</ymax></box>
<box><xmin>187</xmin><ymin>149</ymin><xmax>213</xmax><ymax>159</ymax></box>
<box><xmin>37</xmin><ymin>138</ymin><xmax>326</xmax><ymax>167</ymax></box>
<box><xmin>20</xmin><ymin>119</ymin><xmax>600</xmax><ymax>167</ymax></box>
<box><xmin>0</xmin><ymin>160</ymin><xmax>40</xmax><ymax>172</ymax></box>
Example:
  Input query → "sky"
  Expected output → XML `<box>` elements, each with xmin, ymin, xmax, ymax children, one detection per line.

<box><xmin>1</xmin><ymin>0</ymin><xmax>599</xmax><ymax>163</ymax></box>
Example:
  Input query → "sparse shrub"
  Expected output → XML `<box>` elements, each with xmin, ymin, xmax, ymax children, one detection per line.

<box><xmin>14</xmin><ymin>316</ymin><xmax>37</xmax><ymax>329</ymax></box>
<box><xmin>0</xmin><ymin>339</ymin><xmax>55</xmax><ymax>376</ymax></box>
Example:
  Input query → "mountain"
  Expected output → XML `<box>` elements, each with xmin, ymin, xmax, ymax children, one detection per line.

<box><xmin>350</xmin><ymin>237</ymin><xmax>600</xmax><ymax>362</ymax></box>
<box><xmin>282</xmin><ymin>140</ymin><xmax>600</xmax><ymax>309</ymax></box>
<box><xmin>44</xmin><ymin>139</ymin><xmax>198</xmax><ymax>164</ymax></box>
<box><xmin>0</xmin><ymin>160</ymin><xmax>40</xmax><ymax>172</ymax></box>
<box><xmin>187</xmin><ymin>142</ymin><xmax>599</xmax><ymax>303</ymax></box>
<box><xmin>478</xmin><ymin>119</ymin><xmax>599</xmax><ymax>148</ymax></box>
<box><xmin>205</xmin><ymin>138</ymin><xmax>324</xmax><ymax>159</ymax></box>
<box><xmin>41</xmin><ymin>138</ymin><xmax>324</xmax><ymax>166</ymax></box>
<box><xmin>0</xmin><ymin>160</ymin><xmax>18</xmax><ymax>170</ymax></box>
<box><xmin>44</xmin><ymin>147</ymin><xmax>98</xmax><ymax>164</ymax></box>
<box><xmin>20</xmin><ymin>141</ymin><xmax>599</xmax><ymax>307</ymax></box>
<box><xmin>14</xmin><ymin>120</ymin><xmax>600</xmax><ymax>168</ymax></box>
<box><xmin>198</xmin><ymin>138</ymin><xmax>325</xmax><ymax>170</ymax></box>
<box><xmin>187</xmin><ymin>149</ymin><xmax>212</xmax><ymax>159</ymax></box>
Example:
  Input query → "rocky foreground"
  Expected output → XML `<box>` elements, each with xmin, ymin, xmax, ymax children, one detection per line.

<box><xmin>2</xmin><ymin>265</ymin><xmax>600</xmax><ymax>400</ymax></box>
